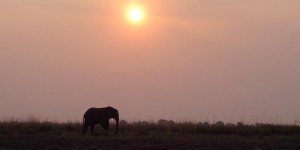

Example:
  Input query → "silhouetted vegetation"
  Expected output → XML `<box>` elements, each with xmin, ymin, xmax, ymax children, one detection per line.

<box><xmin>119</xmin><ymin>120</ymin><xmax>300</xmax><ymax>136</ymax></box>
<box><xmin>0</xmin><ymin>119</ymin><xmax>81</xmax><ymax>135</ymax></box>
<box><xmin>1</xmin><ymin>118</ymin><xmax>300</xmax><ymax>150</ymax></box>
<box><xmin>1</xmin><ymin>118</ymin><xmax>300</xmax><ymax>136</ymax></box>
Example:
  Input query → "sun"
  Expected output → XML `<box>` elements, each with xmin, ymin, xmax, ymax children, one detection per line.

<box><xmin>129</xmin><ymin>8</ymin><xmax>142</xmax><ymax>21</ymax></box>
<box><xmin>128</xmin><ymin>7</ymin><xmax>143</xmax><ymax>23</ymax></box>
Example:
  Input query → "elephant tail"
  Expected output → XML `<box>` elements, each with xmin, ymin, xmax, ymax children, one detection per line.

<box><xmin>82</xmin><ymin>116</ymin><xmax>85</xmax><ymax>125</ymax></box>
<box><xmin>82</xmin><ymin>116</ymin><xmax>86</xmax><ymax>134</ymax></box>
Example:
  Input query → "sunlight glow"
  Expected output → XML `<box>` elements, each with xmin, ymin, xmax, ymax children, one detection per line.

<box><xmin>128</xmin><ymin>7</ymin><xmax>143</xmax><ymax>23</ymax></box>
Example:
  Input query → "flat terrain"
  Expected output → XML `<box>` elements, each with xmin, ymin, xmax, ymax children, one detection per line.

<box><xmin>1</xmin><ymin>132</ymin><xmax>300</xmax><ymax>150</ymax></box>
<box><xmin>0</xmin><ymin>121</ymin><xmax>300</xmax><ymax>150</ymax></box>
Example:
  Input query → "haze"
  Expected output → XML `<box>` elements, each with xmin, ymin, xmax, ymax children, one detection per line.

<box><xmin>1</xmin><ymin>0</ymin><xmax>300</xmax><ymax>123</ymax></box>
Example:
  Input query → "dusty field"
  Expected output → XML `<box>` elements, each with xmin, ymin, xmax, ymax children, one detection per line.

<box><xmin>1</xmin><ymin>132</ymin><xmax>300</xmax><ymax>150</ymax></box>
<box><xmin>1</xmin><ymin>121</ymin><xmax>300</xmax><ymax>150</ymax></box>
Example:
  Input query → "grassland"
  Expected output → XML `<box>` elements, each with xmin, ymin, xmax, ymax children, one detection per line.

<box><xmin>0</xmin><ymin>119</ymin><xmax>300</xmax><ymax>150</ymax></box>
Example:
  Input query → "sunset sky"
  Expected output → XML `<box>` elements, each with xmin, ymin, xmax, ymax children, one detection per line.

<box><xmin>1</xmin><ymin>0</ymin><xmax>300</xmax><ymax>123</ymax></box>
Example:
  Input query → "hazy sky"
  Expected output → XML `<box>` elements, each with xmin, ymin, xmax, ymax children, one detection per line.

<box><xmin>1</xmin><ymin>0</ymin><xmax>300</xmax><ymax>123</ymax></box>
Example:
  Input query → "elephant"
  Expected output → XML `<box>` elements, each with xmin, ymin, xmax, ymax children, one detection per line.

<box><xmin>82</xmin><ymin>106</ymin><xmax>119</xmax><ymax>135</ymax></box>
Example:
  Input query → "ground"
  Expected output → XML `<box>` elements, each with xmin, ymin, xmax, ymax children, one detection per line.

<box><xmin>1</xmin><ymin>132</ymin><xmax>300</xmax><ymax>150</ymax></box>
<box><xmin>1</xmin><ymin>121</ymin><xmax>300</xmax><ymax>150</ymax></box>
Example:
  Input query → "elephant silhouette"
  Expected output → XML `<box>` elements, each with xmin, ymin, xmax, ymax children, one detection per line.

<box><xmin>82</xmin><ymin>106</ymin><xmax>119</xmax><ymax>135</ymax></box>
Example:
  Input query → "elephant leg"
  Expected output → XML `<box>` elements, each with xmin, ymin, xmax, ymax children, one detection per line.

<box><xmin>101</xmin><ymin>121</ymin><xmax>109</xmax><ymax>132</ymax></box>
<box><xmin>90</xmin><ymin>124</ymin><xmax>95</xmax><ymax>134</ymax></box>
<box><xmin>82</xmin><ymin>124</ymin><xmax>88</xmax><ymax>135</ymax></box>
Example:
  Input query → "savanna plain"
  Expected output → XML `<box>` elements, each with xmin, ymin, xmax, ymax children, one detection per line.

<box><xmin>1</xmin><ymin>118</ymin><xmax>300</xmax><ymax>150</ymax></box>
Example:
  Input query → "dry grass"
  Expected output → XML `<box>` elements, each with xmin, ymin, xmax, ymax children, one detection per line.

<box><xmin>0</xmin><ymin>118</ymin><xmax>300</xmax><ymax>150</ymax></box>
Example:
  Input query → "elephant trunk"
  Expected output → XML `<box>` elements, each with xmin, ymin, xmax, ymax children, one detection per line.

<box><xmin>115</xmin><ymin>117</ymin><xmax>119</xmax><ymax>134</ymax></box>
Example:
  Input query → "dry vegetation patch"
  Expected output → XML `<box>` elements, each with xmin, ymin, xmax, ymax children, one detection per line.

<box><xmin>0</xmin><ymin>120</ymin><xmax>300</xmax><ymax>150</ymax></box>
